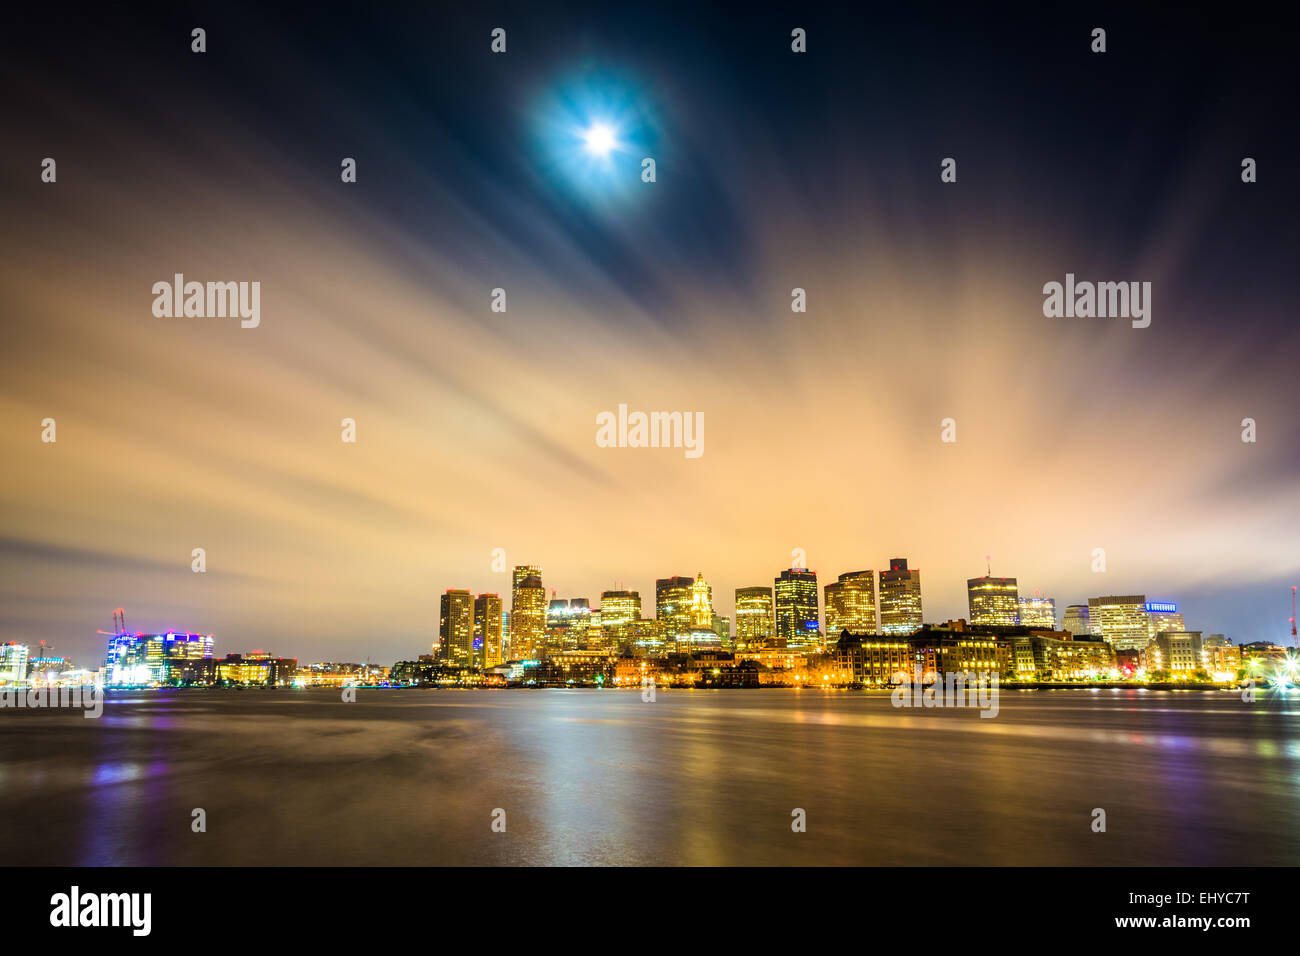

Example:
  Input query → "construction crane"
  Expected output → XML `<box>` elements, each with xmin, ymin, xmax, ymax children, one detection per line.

<box><xmin>1291</xmin><ymin>587</ymin><xmax>1297</xmax><ymax>651</ymax></box>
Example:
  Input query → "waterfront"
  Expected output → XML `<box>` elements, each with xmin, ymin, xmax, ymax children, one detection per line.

<box><xmin>1</xmin><ymin>687</ymin><xmax>1298</xmax><ymax>866</ymax></box>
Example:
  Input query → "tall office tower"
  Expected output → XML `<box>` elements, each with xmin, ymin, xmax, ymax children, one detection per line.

<box><xmin>1061</xmin><ymin>604</ymin><xmax>1089</xmax><ymax>637</ymax></box>
<box><xmin>689</xmin><ymin>572</ymin><xmax>714</xmax><ymax>629</ymax></box>
<box><xmin>513</xmin><ymin>565</ymin><xmax>542</xmax><ymax>594</ymax></box>
<box><xmin>1144</xmin><ymin>602</ymin><xmax>1186</xmax><ymax>642</ymax></box>
<box><xmin>734</xmin><ymin>586</ymin><xmax>775</xmax><ymax>648</ymax></box>
<box><xmin>655</xmin><ymin>575</ymin><xmax>694</xmax><ymax>641</ymax></box>
<box><xmin>879</xmin><ymin>558</ymin><xmax>923</xmax><ymax>635</ymax></box>
<box><xmin>774</xmin><ymin>568</ymin><xmax>820</xmax><ymax>647</ymax></box>
<box><xmin>599</xmin><ymin>590</ymin><xmax>641</xmax><ymax>627</ymax></box>
<box><xmin>712</xmin><ymin>613</ymin><xmax>731</xmax><ymax>648</ymax></box>
<box><xmin>510</xmin><ymin>574</ymin><xmax>547</xmax><ymax>660</ymax></box>
<box><xmin>439</xmin><ymin>589</ymin><xmax>474</xmax><ymax>665</ymax></box>
<box><xmin>967</xmin><ymin>575</ymin><xmax>1020</xmax><ymax>626</ymax></box>
<box><xmin>1088</xmin><ymin>595</ymin><xmax>1151</xmax><ymax>650</ymax></box>
<box><xmin>824</xmin><ymin>570</ymin><xmax>877</xmax><ymax>639</ymax></box>
<box><xmin>500</xmin><ymin>611</ymin><xmax>510</xmax><ymax>659</ymax></box>
<box><xmin>474</xmin><ymin>593</ymin><xmax>503</xmax><ymax>667</ymax></box>
<box><xmin>547</xmin><ymin>597</ymin><xmax>571</xmax><ymax>629</ymax></box>
<box><xmin>1018</xmin><ymin>594</ymin><xmax>1057</xmax><ymax>628</ymax></box>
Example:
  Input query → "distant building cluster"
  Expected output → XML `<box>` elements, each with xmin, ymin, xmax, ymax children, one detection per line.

<box><xmin>409</xmin><ymin>560</ymin><xmax>1289</xmax><ymax>687</ymax></box>
<box><xmin>0</xmin><ymin>564</ymin><xmax>1290</xmax><ymax>692</ymax></box>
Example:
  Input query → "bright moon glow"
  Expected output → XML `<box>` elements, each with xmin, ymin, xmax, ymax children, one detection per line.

<box><xmin>582</xmin><ymin>122</ymin><xmax>617</xmax><ymax>155</ymax></box>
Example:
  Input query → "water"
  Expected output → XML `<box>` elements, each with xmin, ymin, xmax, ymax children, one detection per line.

<box><xmin>2</xmin><ymin>687</ymin><xmax>1297</xmax><ymax>865</ymax></box>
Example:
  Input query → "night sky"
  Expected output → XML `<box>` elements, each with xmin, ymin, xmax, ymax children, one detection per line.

<box><xmin>2</xmin><ymin>2</ymin><xmax>1298</xmax><ymax>665</ymax></box>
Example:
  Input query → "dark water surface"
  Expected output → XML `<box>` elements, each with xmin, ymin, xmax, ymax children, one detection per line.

<box><xmin>2</xmin><ymin>687</ymin><xmax>1297</xmax><ymax>865</ymax></box>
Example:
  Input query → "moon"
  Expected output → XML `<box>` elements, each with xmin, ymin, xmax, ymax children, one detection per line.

<box><xmin>582</xmin><ymin>122</ymin><xmax>617</xmax><ymax>156</ymax></box>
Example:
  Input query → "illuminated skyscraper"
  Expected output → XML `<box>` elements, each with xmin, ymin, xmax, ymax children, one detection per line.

<box><xmin>1061</xmin><ymin>604</ymin><xmax>1089</xmax><ymax>637</ymax></box>
<box><xmin>655</xmin><ymin>576</ymin><xmax>693</xmax><ymax>641</ymax></box>
<box><xmin>711</xmin><ymin>613</ymin><xmax>731</xmax><ymax>648</ymax></box>
<box><xmin>879</xmin><ymin>558</ymin><xmax>923</xmax><ymax>635</ymax></box>
<box><xmin>439</xmin><ymin>589</ymin><xmax>474</xmax><ymax>664</ymax></box>
<box><xmin>689</xmin><ymin>572</ymin><xmax>713</xmax><ymax>629</ymax></box>
<box><xmin>547</xmin><ymin>596</ymin><xmax>571</xmax><ymax>628</ymax></box>
<box><xmin>734</xmin><ymin>586</ymin><xmax>774</xmax><ymax>649</ymax></box>
<box><xmin>774</xmin><ymin>568</ymin><xmax>819</xmax><ymax>647</ymax></box>
<box><xmin>510</xmin><ymin>574</ymin><xmax>547</xmax><ymax>660</ymax></box>
<box><xmin>824</xmin><ymin>570</ymin><xmax>877</xmax><ymax>638</ymax></box>
<box><xmin>1088</xmin><ymin>595</ymin><xmax>1150</xmax><ymax>650</ymax></box>
<box><xmin>599</xmin><ymin>589</ymin><xmax>640</xmax><ymax>650</ymax></box>
<box><xmin>474</xmin><ymin>593</ymin><xmax>503</xmax><ymax>666</ymax></box>
<box><xmin>1018</xmin><ymin>594</ymin><xmax>1057</xmax><ymax>628</ymax></box>
<box><xmin>1144</xmin><ymin>602</ymin><xmax>1185</xmax><ymax>642</ymax></box>
<box><xmin>967</xmin><ymin>576</ymin><xmax>1019</xmax><ymax>626</ymax></box>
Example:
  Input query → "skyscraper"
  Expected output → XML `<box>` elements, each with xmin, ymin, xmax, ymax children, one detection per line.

<box><xmin>599</xmin><ymin>590</ymin><xmax>641</xmax><ymax>627</ymax></box>
<box><xmin>1144</xmin><ymin>602</ymin><xmax>1186</xmax><ymax>642</ymax></box>
<box><xmin>439</xmin><ymin>589</ymin><xmax>474</xmax><ymax>664</ymax></box>
<box><xmin>474</xmin><ymin>593</ymin><xmax>503</xmax><ymax>666</ymax></box>
<box><xmin>824</xmin><ymin>570</ymin><xmax>877</xmax><ymax>638</ymax></box>
<box><xmin>1088</xmin><ymin>595</ymin><xmax>1150</xmax><ymax>650</ymax></box>
<box><xmin>1018</xmin><ymin>594</ymin><xmax>1057</xmax><ymax>628</ymax></box>
<box><xmin>879</xmin><ymin>558</ymin><xmax>923</xmax><ymax>635</ymax></box>
<box><xmin>510</xmin><ymin>573</ymin><xmax>547</xmax><ymax>660</ymax></box>
<box><xmin>1061</xmin><ymin>604</ymin><xmax>1089</xmax><ymax>637</ymax></box>
<box><xmin>734</xmin><ymin>586</ymin><xmax>775</xmax><ymax>648</ymax></box>
<box><xmin>689</xmin><ymin>572</ymin><xmax>713</xmax><ymax>629</ymax></box>
<box><xmin>655</xmin><ymin>575</ymin><xmax>693</xmax><ymax>642</ymax></box>
<box><xmin>967</xmin><ymin>576</ymin><xmax>1019</xmax><ymax>626</ymax></box>
<box><xmin>774</xmin><ymin>568</ymin><xmax>819</xmax><ymax>647</ymax></box>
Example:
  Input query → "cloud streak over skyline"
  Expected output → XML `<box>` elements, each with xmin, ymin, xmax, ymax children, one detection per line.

<box><xmin>2</xmin><ymin>5</ymin><xmax>1297</xmax><ymax>664</ymax></box>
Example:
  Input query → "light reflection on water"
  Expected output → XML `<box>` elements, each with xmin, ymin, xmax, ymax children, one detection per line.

<box><xmin>1</xmin><ymin>687</ymin><xmax>1297</xmax><ymax>866</ymax></box>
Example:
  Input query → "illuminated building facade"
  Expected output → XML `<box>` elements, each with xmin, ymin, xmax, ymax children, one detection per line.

<box><xmin>474</xmin><ymin>593</ymin><xmax>503</xmax><ymax>666</ymax></box>
<box><xmin>600</xmin><ymin>590</ymin><xmax>641</xmax><ymax>629</ymax></box>
<box><xmin>734</xmin><ymin>586</ymin><xmax>774</xmax><ymax>648</ymax></box>
<box><xmin>655</xmin><ymin>576</ymin><xmax>693</xmax><ymax>641</ymax></box>
<box><xmin>774</xmin><ymin>568</ymin><xmax>819</xmax><ymax>648</ymax></box>
<box><xmin>438</xmin><ymin>589</ymin><xmax>474</xmax><ymax>665</ymax></box>
<box><xmin>510</xmin><ymin>573</ymin><xmax>547</xmax><ymax>661</ymax></box>
<box><xmin>1150</xmin><ymin>630</ymin><xmax>1204</xmax><ymax>675</ymax></box>
<box><xmin>967</xmin><ymin>576</ymin><xmax>1020</xmax><ymax>626</ymax></box>
<box><xmin>879</xmin><ymin>558</ymin><xmax>923</xmax><ymax>635</ymax></box>
<box><xmin>0</xmin><ymin>643</ymin><xmax>29</xmax><ymax>686</ymax></box>
<box><xmin>1061</xmin><ymin>604</ymin><xmax>1090</xmax><ymax>637</ymax></box>
<box><xmin>1144</xmin><ymin>602</ymin><xmax>1186</xmax><ymax>642</ymax></box>
<box><xmin>628</xmin><ymin>618</ymin><xmax>667</xmax><ymax>656</ymax></box>
<box><xmin>1202</xmin><ymin>635</ymin><xmax>1240</xmax><ymax>677</ymax></box>
<box><xmin>711</xmin><ymin>613</ymin><xmax>731</xmax><ymax>649</ymax></box>
<box><xmin>106</xmin><ymin>632</ymin><xmax>214</xmax><ymax>685</ymax></box>
<box><xmin>824</xmin><ymin>570</ymin><xmax>877</xmax><ymax>638</ymax></box>
<box><xmin>599</xmin><ymin>590</ymin><xmax>640</xmax><ymax>650</ymax></box>
<box><xmin>830</xmin><ymin>634</ymin><xmax>910</xmax><ymax>685</ymax></box>
<box><xmin>1088</xmin><ymin>595</ymin><xmax>1151</xmax><ymax>650</ymax></box>
<box><xmin>1018</xmin><ymin>595</ymin><xmax>1056</xmax><ymax>628</ymax></box>
<box><xmin>689</xmin><ymin>572</ymin><xmax>714</xmax><ymax>629</ymax></box>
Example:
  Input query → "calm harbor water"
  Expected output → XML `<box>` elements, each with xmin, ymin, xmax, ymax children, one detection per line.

<box><xmin>2</xmin><ymin>686</ymin><xmax>1298</xmax><ymax>866</ymax></box>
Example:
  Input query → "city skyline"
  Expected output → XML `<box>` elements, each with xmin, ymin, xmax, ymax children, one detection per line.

<box><xmin>38</xmin><ymin>555</ymin><xmax>1295</xmax><ymax>671</ymax></box>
